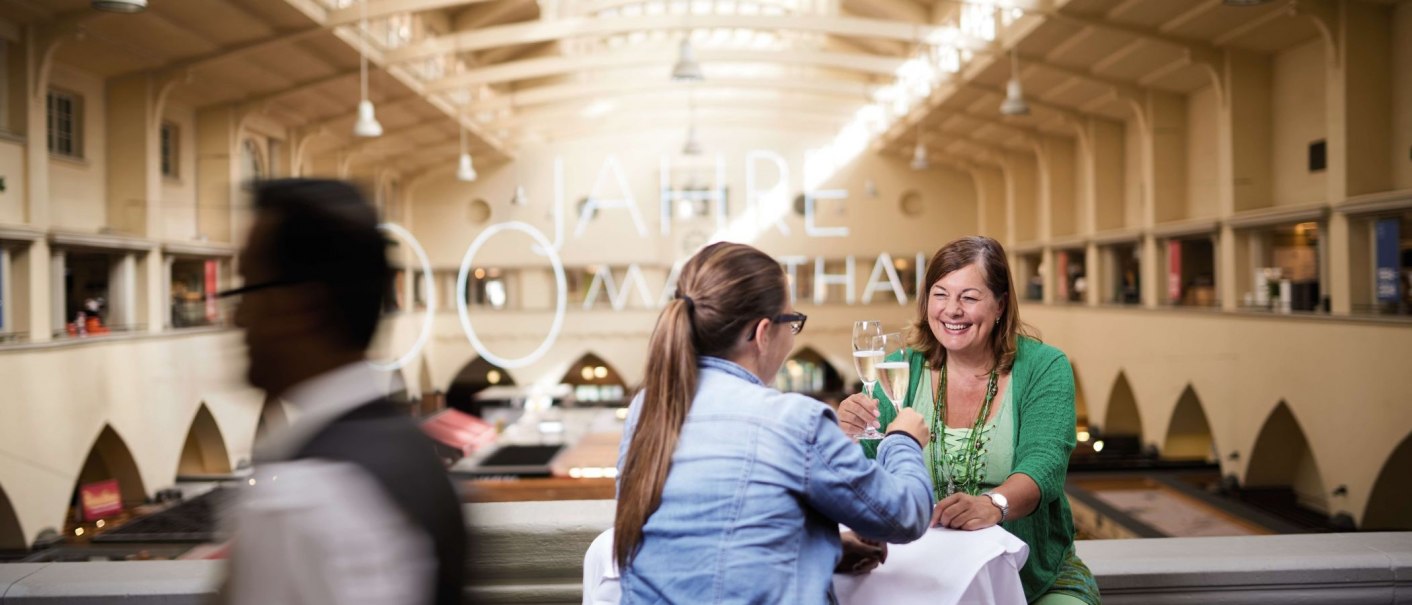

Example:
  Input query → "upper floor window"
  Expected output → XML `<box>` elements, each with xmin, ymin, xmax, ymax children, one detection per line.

<box><xmin>160</xmin><ymin>122</ymin><xmax>179</xmax><ymax>179</ymax></box>
<box><xmin>1239</xmin><ymin>222</ymin><xmax>1325</xmax><ymax>313</ymax></box>
<box><xmin>62</xmin><ymin>251</ymin><xmax>117</xmax><ymax>337</ymax></box>
<box><xmin>465</xmin><ymin>267</ymin><xmax>509</xmax><ymax>310</ymax></box>
<box><xmin>1101</xmin><ymin>242</ymin><xmax>1141</xmax><ymax>306</ymax></box>
<box><xmin>47</xmin><ymin>89</ymin><xmax>83</xmax><ymax>159</ymax></box>
<box><xmin>1163</xmin><ymin>235</ymin><xmax>1217</xmax><ymax>307</ymax></box>
<box><xmin>1018</xmin><ymin>252</ymin><xmax>1043</xmax><ymax>301</ymax></box>
<box><xmin>170</xmin><ymin>257</ymin><xmax>224</xmax><ymax>328</ymax></box>
<box><xmin>0</xmin><ymin>245</ymin><xmax>10</xmax><ymax>339</ymax></box>
<box><xmin>1056</xmin><ymin>248</ymin><xmax>1087</xmax><ymax>304</ymax></box>
<box><xmin>1354</xmin><ymin>210</ymin><xmax>1412</xmax><ymax>317</ymax></box>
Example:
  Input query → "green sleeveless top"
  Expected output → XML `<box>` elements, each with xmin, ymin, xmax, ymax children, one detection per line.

<box><xmin>915</xmin><ymin>368</ymin><xmax>1016</xmax><ymax>493</ymax></box>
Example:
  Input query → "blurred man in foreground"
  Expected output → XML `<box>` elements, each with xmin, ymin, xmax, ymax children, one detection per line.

<box><xmin>221</xmin><ymin>179</ymin><xmax>466</xmax><ymax>604</ymax></box>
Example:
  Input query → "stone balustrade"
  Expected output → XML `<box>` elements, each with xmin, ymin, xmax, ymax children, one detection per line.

<box><xmin>1</xmin><ymin>500</ymin><xmax>1408</xmax><ymax>604</ymax></box>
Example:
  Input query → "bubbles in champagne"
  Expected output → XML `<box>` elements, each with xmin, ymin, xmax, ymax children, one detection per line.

<box><xmin>852</xmin><ymin>350</ymin><xmax>884</xmax><ymax>385</ymax></box>
<box><xmin>877</xmin><ymin>361</ymin><xmax>910</xmax><ymax>405</ymax></box>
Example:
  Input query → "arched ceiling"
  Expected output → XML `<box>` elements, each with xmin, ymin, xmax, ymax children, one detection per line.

<box><xmin>1</xmin><ymin>0</ymin><xmax>1368</xmax><ymax>177</ymax></box>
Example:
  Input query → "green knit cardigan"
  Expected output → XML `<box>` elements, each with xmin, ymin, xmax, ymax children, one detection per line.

<box><xmin>863</xmin><ymin>336</ymin><xmax>1078</xmax><ymax>600</ymax></box>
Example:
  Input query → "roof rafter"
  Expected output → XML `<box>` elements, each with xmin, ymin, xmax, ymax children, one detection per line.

<box><xmin>463</xmin><ymin>77</ymin><xmax>875</xmax><ymax>113</ymax></box>
<box><xmin>427</xmin><ymin>48</ymin><xmax>903</xmax><ymax>91</ymax></box>
<box><xmin>326</xmin><ymin>0</ymin><xmax>499</xmax><ymax>27</ymax></box>
<box><xmin>496</xmin><ymin>95</ymin><xmax>862</xmax><ymax>128</ymax></box>
<box><xmin>508</xmin><ymin>114</ymin><xmax>842</xmax><ymax>142</ymax></box>
<box><xmin>127</xmin><ymin>27</ymin><xmax>326</xmax><ymax>79</ymax></box>
<box><xmin>231</xmin><ymin>68</ymin><xmax>362</xmax><ymax>110</ymax></box>
<box><xmin>385</xmin><ymin>13</ymin><xmax>995</xmax><ymax>64</ymax></box>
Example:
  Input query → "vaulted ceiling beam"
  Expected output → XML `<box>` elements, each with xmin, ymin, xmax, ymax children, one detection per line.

<box><xmin>427</xmin><ymin>48</ymin><xmax>904</xmax><ymax>91</ymax></box>
<box><xmin>385</xmin><ymin>13</ymin><xmax>995</xmax><ymax>64</ymax></box>
<box><xmin>326</xmin><ymin>0</ymin><xmax>500</xmax><ymax>27</ymax></box>
<box><xmin>463</xmin><ymin>77</ymin><xmax>875</xmax><ymax>113</ymax></box>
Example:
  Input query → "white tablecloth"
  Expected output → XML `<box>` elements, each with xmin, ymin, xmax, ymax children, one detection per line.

<box><xmin>833</xmin><ymin>525</ymin><xmax>1029</xmax><ymax>605</ymax></box>
<box><xmin>583</xmin><ymin>526</ymin><xmax>1028</xmax><ymax>605</ymax></box>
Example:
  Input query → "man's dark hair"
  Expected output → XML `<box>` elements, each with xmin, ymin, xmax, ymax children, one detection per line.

<box><xmin>254</xmin><ymin>178</ymin><xmax>389</xmax><ymax>350</ymax></box>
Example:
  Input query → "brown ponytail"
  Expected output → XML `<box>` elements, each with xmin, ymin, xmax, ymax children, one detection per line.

<box><xmin>614</xmin><ymin>242</ymin><xmax>787</xmax><ymax>570</ymax></box>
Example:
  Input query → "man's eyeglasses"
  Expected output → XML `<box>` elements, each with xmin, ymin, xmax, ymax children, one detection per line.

<box><xmin>216</xmin><ymin>279</ymin><xmax>303</xmax><ymax>299</ymax></box>
<box><xmin>748</xmin><ymin>312</ymin><xmax>808</xmax><ymax>340</ymax></box>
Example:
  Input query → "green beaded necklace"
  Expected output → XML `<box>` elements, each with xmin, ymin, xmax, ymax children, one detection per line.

<box><xmin>930</xmin><ymin>363</ymin><xmax>999</xmax><ymax>499</ymax></box>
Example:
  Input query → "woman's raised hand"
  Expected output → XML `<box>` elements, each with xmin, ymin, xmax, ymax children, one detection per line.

<box><xmin>886</xmin><ymin>408</ymin><xmax>931</xmax><ymax>450</ymax></box>
<box><xmin>837</xmin><ymin>392</ymin><xmax>880</xmax><ymax>437</ymax></box>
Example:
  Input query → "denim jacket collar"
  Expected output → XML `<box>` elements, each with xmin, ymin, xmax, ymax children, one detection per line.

<box><xmin>699</xmin><ymin>356</ymin><xmax>766</xmax><ymax>387</ymax></box>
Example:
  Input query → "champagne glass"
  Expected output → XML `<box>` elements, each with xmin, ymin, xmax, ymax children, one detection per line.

<box><xmin>874</xmin><ymin>332</ymin><xmax>910</xmax><ymax>425</ymax></box>
<box><xmin>852</xmin><ymin>320</ymin><xmax>885</xmax><ymax>441</ymax></box>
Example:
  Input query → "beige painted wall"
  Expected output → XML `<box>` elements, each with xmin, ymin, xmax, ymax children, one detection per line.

<box><xmin>1026</xmin><ymin>305</ymin><xmax>1412</xmax><ymax>526</ymax></box>
<box><xmin>1271</xmin><ymin>39</ymin><xmax>1327</xmax><ymax>206</ymax></box>
<box><xmin>1011</xmin><ymin>154</ymin><xmax>1040</xmax><ymax>241</ymax></box>
<box><xmin>0</xmin><ymin>138</ymin><xmax>23</xmax><ymax>225</ymax></box>
<box><xmin>1123</xmin><ymin>117</ymin><xmax>1143</xmax><ymax>228</ymax></box>
<box><xmin>1090</xmin><ymin>119</ymin><xmax>1125</xmax><ymax>232</ymax></box>
<box><xmin>0</xmin><ymin>330</ymin><xmax>260</xmax><ymax>545</ymax></box>
<box><xmin>160</xmin><ymin>104</ymin><xmax>198</xmax><ymax>241</ymax></box>
<box><xmin>1186</xmin><ymin>86</ymin><xmax>1219</xmax><ymax>220</ymax></box>
<box><xmin>47</xmin><ymin>65</ymin><xmax>107</xmax><ymax>233</ymax></box>
<box><xmin>2</xmin><ymin>40</ymin><xmax>23</xmax><ymax>136</ymax></box>
<box><xmin>1393</xmin><ymin>2</ymin><xmax>1412</xmax><ymax>190</ymax></box>
<box><xmin>1047</xmin><ymin>137</ymin><xmax>1078</xmax><ymax>238</ymax></box>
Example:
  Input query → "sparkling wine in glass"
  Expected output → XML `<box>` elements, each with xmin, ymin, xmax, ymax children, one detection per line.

<box><xmin>874</xmin><ymin>332</ymin><xmax>910</xmax><ymax>423</ymax></box>
<box><xmin>852</xmin><ymin>320</ymin><xmax>885</xmax><ymax>441</ymax></box>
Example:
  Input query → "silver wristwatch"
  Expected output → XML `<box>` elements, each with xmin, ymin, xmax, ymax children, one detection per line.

<box><xmin>982</xmin><ymin>491</ymin><xmax>1009</xmax><ymax>522</ymax></box>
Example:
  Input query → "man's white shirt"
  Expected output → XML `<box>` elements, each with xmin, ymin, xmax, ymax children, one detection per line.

<box><xmin>225</xmin><ymin>362</ymin><xmax>436</xmax><ymax>605</ymax></box>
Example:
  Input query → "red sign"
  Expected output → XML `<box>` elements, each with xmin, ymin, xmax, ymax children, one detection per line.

<box><xmin>1167</xmin><ymin>240</ymin><xmax>1182</xmax><ymax>303</ymax></box>
<box><xmin>204</xmin><ymin>260</ymin><xmax>219</xmax><ymax>322</ymax></box>
<box><xmin>80</xmin><ymin>479</ymin><xmax>123</xmax><ymax>521</ymax></box>
<box><xmin>421</xmin><ymin>409</ymin><xmax>498</xmax><ymax>457</ymax></box>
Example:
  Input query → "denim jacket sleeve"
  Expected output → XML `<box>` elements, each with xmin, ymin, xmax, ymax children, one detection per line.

<box><xmin>802</xmin><ymin>408</ymin><xmax>934</xmax><ymax>544</ymax></box>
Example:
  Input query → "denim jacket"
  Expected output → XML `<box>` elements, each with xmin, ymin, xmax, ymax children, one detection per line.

<box><xmin>616</xmin><ymin>357</ymin><xmax>934</xmax><ymax>604</ymax></box>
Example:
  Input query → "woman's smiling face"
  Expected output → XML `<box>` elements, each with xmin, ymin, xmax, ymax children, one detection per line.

<box><xmin>927</xmin><ymin>262</ymin><xmax>1004</xmax><ymax>359</ymax></box>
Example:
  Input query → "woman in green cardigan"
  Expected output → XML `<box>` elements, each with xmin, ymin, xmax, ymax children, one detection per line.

<box><xmin>839</xmin><ymin>236</ymin><xmax>1100</xmax><ymax>605</ymax></box>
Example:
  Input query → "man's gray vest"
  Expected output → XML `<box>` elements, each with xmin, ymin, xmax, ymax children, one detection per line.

<box><xmin>295</xmin><ymin>400</ymin><xmax>468</xmax><ymax>605</ymax></box>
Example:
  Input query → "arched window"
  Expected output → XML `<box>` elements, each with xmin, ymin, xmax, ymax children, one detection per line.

<box><xmin>177</xmin><ymin>404</ymin><xmax>232</xmax><ymax>477</ymax></box>
<box><xmin>1093</xmin><ymin>371</ymin><xmax>1143</xmax><ymax>457</ymax></box>
<box><xmin>560</xmin><ymin>353</ymin><xmax>628</xmax><ymax>404</ymax></box>
<box><xmin>447</xmin><ymin>357</ymin><xmax>515</xmax><ymax>416</ymax></box>
<box><xmin>1161</xmin><ymin>385</ymin><xmax>1216</xmax><ymax>462</ymax></box>
<box><xmin>1363</xmin><ymin>431</ymin><xmax>1412</xmax><ymax>530</ymax></box>
<box><xmin>774</xmin><ymin>347</ymin><xmax>843</xmax><ymax>396</ymax></box>
<box><xmin>67</xmin><ymin>425</ymin><xmax>147</xmax><ymax>538</ymax></box>
<box><xmin>1244</xmin><ymin>402</ymin><xmax>1328</xmax><ymax>518</ymax></box>
<box><xmin>0</xmin><ymin>484</ymin><xmax>23</xmax><ymax>550</ymax></box>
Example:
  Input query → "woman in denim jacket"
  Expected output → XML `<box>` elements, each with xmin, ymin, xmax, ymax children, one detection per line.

<box><xmin>613</xmin><ymin>241</ymin><xmax>935</xmax><ymax>604</ymax></box>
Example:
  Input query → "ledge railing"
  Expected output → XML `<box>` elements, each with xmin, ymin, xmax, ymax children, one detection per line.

<box><xmin>0</xmin><ymin>500</ymin><xmax>1408</xmax><ymax>604</ymax></box>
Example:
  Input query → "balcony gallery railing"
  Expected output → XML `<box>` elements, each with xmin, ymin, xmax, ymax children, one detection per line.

<box><xmin>0</xmin><ymin>500</ymin><xmax>1407</xmax><ymax>604</ymax></box>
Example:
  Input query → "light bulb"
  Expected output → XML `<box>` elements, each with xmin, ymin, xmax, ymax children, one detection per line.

<box><xmin>354</xmin><ymin>99</ymin><xmax>383</xmax><ymax>137</ymax></box>
<box><xmin>456</xmin><ymin>153</ymin><xmax>477</xmax><ymax>182</ymax></box>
